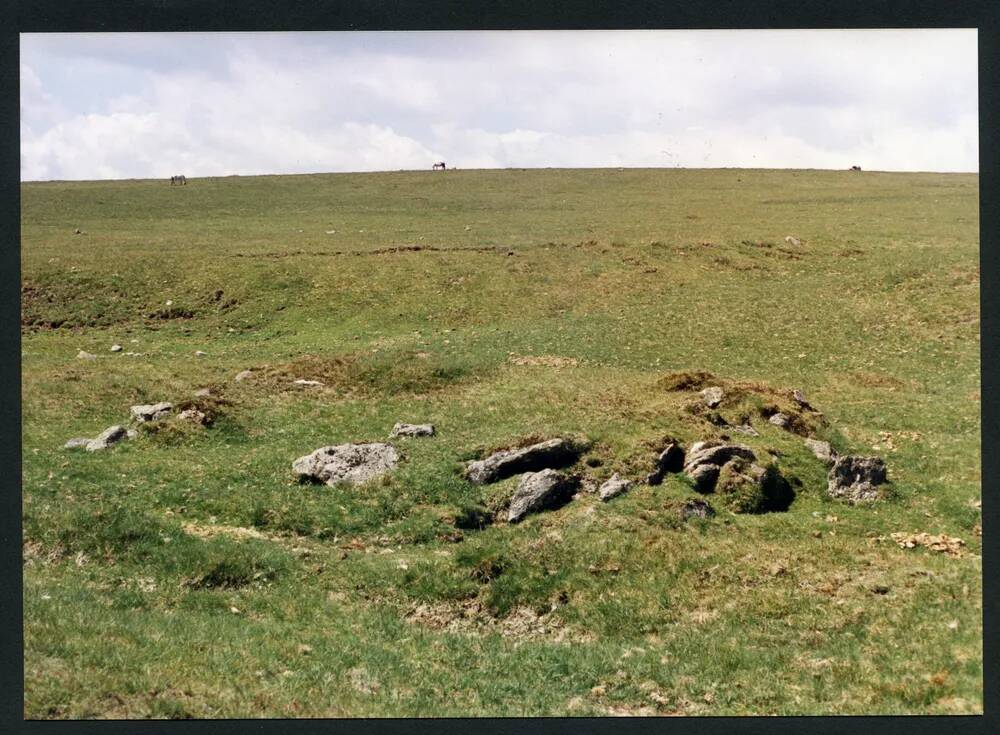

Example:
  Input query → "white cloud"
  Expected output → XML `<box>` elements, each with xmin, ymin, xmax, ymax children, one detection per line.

<box><xmin>20</xmin><ymin>30</ymin><xmax>978</xmax><ymax>180</ymax></box>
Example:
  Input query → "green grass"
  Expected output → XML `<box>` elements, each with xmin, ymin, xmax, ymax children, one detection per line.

<box><xmin>22</xmin><ymin>167</ymin><xmax>981</xmax><ymax>717</ymax></box>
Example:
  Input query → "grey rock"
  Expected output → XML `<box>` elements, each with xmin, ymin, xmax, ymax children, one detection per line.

<box><xmin>507</xmin><ymin>469</ymin><xmax>578</xmax><ymax>523</ymax></box>
<box><xmin>292</xmin><ymin>443</ymin><xmax>400</xmax><ymax>487</ymax></box>
<box><xmin>730</xmin><ymin>423</ymin><xmax>760</xmax><ymax>436</ymax></box>
<box><xmin>77</xmin><ymin>350</ymin><xmax>96</xmax><ymax>360</ymax></box>
<box><xmin>700</xmin><ymin>386</ymin><xmax>725</xmax><ymax>408</ymax></box>
<box><xmin>679</xmin><ymin>498</ymin><xmax>716</xmax><ymax>520</ymax></box>
<box><xmin>464</xmin><ymin>437</ymin><xmax>580</xmax><ymax>485</ymax></box>
<box><xmin>784</xmin><ymin>236</ymin><xmax>802</xmax><ymax>246</ymax></box>
<box><xmin>130</xmin><ymin>402</ymin><xmax>173</xmax><ymax>423</ymax></box>
<box><xmin>126</xmin><ymin>428</ymin><xmax>139</xmax><ymax>439</ymax></box>
<box><xmin>234</xmin><ymin>369</ymin><xmax>253</xmax><ymax>382</ymax></box>
<box><xmin>110</xmin><ymin>344</ymin><xmax>123</xmax><ymax>353</ymax></box>
<box><xmin>293</xmin><ymin>379</ymin><xmax>324</xmax><ymax>386</ymax></box>
<box><xmin>85</xmin><ymin>425</ymin><xmax>127</xmax><ymax>452</ymax></box>
<box><xmin>646</xmin><ymin>442</ymin><xmax>685</xmax><ymax>485</ymax></box>
<box><xmin>177</xmin><ymin>408</ymin><xmax>208</xmax><ymax>425</ymax></box>
<box><xmin>689</xmin><ymin>463</ymin><xmax>722</xmax><ymax>493</ymax></box>
<box><xmin>195</xmin><ymin>350</ymin><xmax>207</xmax><ymax>357</ymax></box>
<box><xmin>64</xmin><ymin>438</ymin><xmax>91</xmax><ymax>450</ymax></box>
<box><xmin>805</xmin><ymin>439</ymin><xmax>836</xmax><ymax>465</ymax></box>
<box><xmin>684</xmin><ymin>441</ymin><xmax>756</xmax><ymax>474</ymax></box>
<box><xmin>828</xmin><ymin>455</ymin><xmax>887</xmax><ymax>503</ymax></box>
<box><xmin>390</xmin><ymin>422</ymin><xmax>435</xmax><ymax>438</ymax></box>
<box><xmin>769</xmin><ymin>413</ymin><xmax>791</xmax><ymax>429</ymax></box>
<box><xmin>598</xmin><ymin>473</ymin><xmax>633</xmax><ymax>501</ymax></box>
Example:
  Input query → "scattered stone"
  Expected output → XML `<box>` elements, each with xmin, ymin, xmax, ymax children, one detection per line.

<box><xmin>292</xmin><ymin>443</ymin><xmax>400</xmax><ymax>487</ymax></box>
<box><xmin>292</xmin><ymin>379</ymin><xmax>324</xmax><ymax>386</ymax></box>
<box><xmin>195</xmin><ymin>350</ymin><xmax>207</xmax><ymax>357</ymax></box>
<box><xmin>194</xmin><ymin>388</ymin><xmax>212</xmax><ymax>397</ymax></box>
<box><xmin>871</xmin><ymin>584</ymin><xmax>890</xmax><ymax>595</ymax></box>
<box><xmin>645</xmin><ymin>442</ymin><xmax>685</xmax><ymax>485</ymax></box>
<box><xmin>64</xmin><ymin>438</ymin><xmax>90</xmax><ymax>450</ymax></box>
<box><xmin>110</xmin><ymin>344</ymin><xmax>123</xmax><ymax>353</ymax></box>
<box><xmin>805</xmin><ymin>438</ymin><xmax>836</xmax><ymax>465</ymax></box>
<box><xmin>76</xmin><ymin>350</ymin><xmax>96</xmax><ymax>360</ymax></box>
<box><xmin>177</xmin><ymin>408</ymin><xmax>209</xmax><ymax>425</ymax></box>
<box><xmin>126</xmin><ymin>428</ymin><xmax>139</xmax><ymax>439</ymax></box>
<box><xmin>784</xmin><ymin>236</ymin><xmax>802</xmax><ymax>246</ymax></box>
<box><xmin>464</xmin><ymin>438</ymin><xmax>580</xmax><ymax>485</ymax></box>
<box><xmin>827</xmin><ymin>455</ymin><xmax>887</xmax><ymax>503</ymax></box>
<box><xmin>889</xmin><ymin>531</ymin><xmax>965</xmax><ymax>557</ymax></box>
<box><xmin>234</xmin><ymin>370</ymin><xmax>253</xmax><ymax>382</ymax></box>
<box><xmin>130</xmin><ymin>402</ymin><xmax>173</xmax><ymax>423</ymax></box>
<box><xmin>390</xmin><ymin>423</ymin><xmax>436</xmax><ymax>438</ymax></box>
<box><xmin>730</xmin><ymin>423</ymin><xmax>759</xmax><ymax>436</ymax></box>
<box><xmin>598</xmin><ymin>473</ymin><xmax>633</xmax><ymax>501</ymax></box>
<box><xmin>700</xmin><ymin>386</ymin><xmax>725</xmax><ymax>408</ymax></box>
<box><xmin>507</xmin><ymin>469</ymin><xmax>578</xmax><ymax>523</ymax></box>
<box><xmin>768</xmin><ymin>413</ymin><xmax>791</xmax><ymax>429</ymax></box>
<box><xmin>679</xmin><ymin>498</ymin><xmax>715</xmax><ymax>520</ymax></box>
<box><xmin>74</xmin><ymin>228</ymin><xmax>82</xmax><ymax>235</ymax></box>
<box><xmin>85</xmin><ymin>425</ymin><xmax>128</xmax><ymax>452</ymax></box>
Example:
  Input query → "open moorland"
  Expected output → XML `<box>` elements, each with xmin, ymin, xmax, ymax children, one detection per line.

<box><xmin>21</xmin><ymin>168</ymin><xmax>981</xmax><ymax>717</ymax></box>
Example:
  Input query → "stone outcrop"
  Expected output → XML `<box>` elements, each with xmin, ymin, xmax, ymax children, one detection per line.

<box><xmin>130</xmin><ymin>402</ymin><xmax>173</xmax><ymax>423</ymax></box>
<box><xmin>464</xmin><ymin>438</ymin><xmax>580</xmax><ymax>485</ymax></box>
<box><xmin>390</xmin><ymin>423</ymin><xmax>436</xmax><ymax>438</ymax></box>
<box><xmin>598</xmin><ymin>473</ymin><xmax>633</xmax><ymax>501</ymax></box>
<box><xmin>827</xmin><ymin>455</ymin><xmax>887</xmax><ymax>503</ymax></box>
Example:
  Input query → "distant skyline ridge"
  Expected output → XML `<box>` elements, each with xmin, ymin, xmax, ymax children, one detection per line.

<box><xmin>20</xmin><ymin>30</ymin><xmax>978</xmax><ymax>181</ymax></box>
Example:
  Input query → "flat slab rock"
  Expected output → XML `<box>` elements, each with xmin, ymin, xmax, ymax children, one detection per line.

<box><xmin>700</xmin><ymin>386</ymin><xmax>725</xmax><ymax>408</ymax></box>
<box><xmin>679</xmin><ymin>498</ymin><xmax>716</xmax><ymax>520</ymax></box>
<box><xmin>86</xmin><ymin>425</ymin><xmax>128</xmax><ymax>452</ymax></box>
<box><xmin>508</xmin><ymin>469</ymin><xmax>579</xmax><ymax>523</ymax></box>
<box><xmin>390</xmin><ymin>422</ymin><xmax>436</xmax><ymax>438</ymax></box>
<box><xmin>464</xmin><ymin>438</ymin><xmax>580</xmax><ymax>485</ymax></box>
<box><xmin>828</xmin><ymin>455</ymin><xmax>887</xmax><ymax>503</ymax></box>
<box><xmin>598</xmin><ymin>473</ymin><xmax>633</xmax><ymax>501</ymax></box>
<box><xmin>292</xmin><ymin>443</ymin><xmax>400</xmax><ymax>487</ymax></box>
<box><xmin>131</xmin><ymin>402</ymin><xmax>173</xmax><ymax>423</ymax></box>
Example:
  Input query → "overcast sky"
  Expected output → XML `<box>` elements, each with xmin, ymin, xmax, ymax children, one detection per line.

<box><xmin>20</xmin><ymin>30</ymin><xmax>978</xmax><ymax>181</ymax></box>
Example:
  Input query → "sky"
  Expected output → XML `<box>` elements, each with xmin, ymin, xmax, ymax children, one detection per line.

<box><xmin>19</xmin><ymin>30</ymin><xmax>978</xmax><ymax>181</ymax></box>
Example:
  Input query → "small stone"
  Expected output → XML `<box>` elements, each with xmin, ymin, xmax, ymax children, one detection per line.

<box><xmin>64</xmin><ymin>438</ymin><xmax>90</xmax><ymax>450</ymax></box>
<box><xmin>234</xmin><ymin>370</ymin><xmax>253</xmax><ymax>382</ymax></box>
<box><xmin>784</xmin><ymin>236</ymin><xmax>802</xmax><ymax>246</ymax></box>
<box><xmin>390</xmin><ymin>422</ymin><xmax>435</xmax><ymax>438</ymax></box>
<box><xmin>194</xmin><ymin>388</ymin><xmax>212</xmax><ymax>397</ymax></box>
<box><xmin>126</xmin><ymin>429</ymin><xmax>138</xmax><ymax>439</ymax></box>
<box><xmin>730</xmin><ymin>423</ymin><xmax>760</xmax><ymax>436</ymax></box>
<box><xmin>679</xmin><ymin>498</ymin><xmax>715</xmax><ymax>520</ymax></box>
<box><xmin>598</xmin><ymin>473</ymin><xmax>633</xmax><ymax>501</ymax></box>
<box><xmin>871</xmin><ymin>584</ymin><xmax>890</xmax><ymax>595</ymax></box>
<box><xmin>507</xmin><ymin>469</ymin><xmax>578</xmax><ymax>523</ymax></box>
<box><xmin>700</xmin><ymin>386</ymin><xmax>724</xmax><ymax>408</ymax></box>
<box><xmin>76</xmin><ymin>350</ymin><xmax>96</xmax><ymax>360</ymax></box>
<box><xmin>110</xmin><ymin>344</ymin><xmax>123</xmax><ymax>353</ymax></box>
<box><xmin>177</xmin><ymin>408</ymin><xmax>208</xmax><ymax>425</ymax></box>
<box><xmin>130</xmin><ymin>402</ymin><xmax>173</xmax><ymax>423</ymax></box>
<box><xmin>805</xmin><ymin>439</ymin><xmax>836</xmax><ymax>465</ymax></box>
<box><xmin>195</xmin><ymin>350</ymin><xmax>207</xmax><ymax>357</ymax></box>
<box><xmin>292</xmin><ymin>379</ymin><xmax>324</xmax><ymax>386</ymax></box>
<box><xmin>297</xmin><ymin>644</ymin><xmax>313</xmax><ymax>655</ymax></box>
<box><xmin>689</xmin><ymin>463</ymin><xmax>721</xmax><ymax>493</ymax></box>
<box><xmin>769</xmin><ymin>413</ymin><xmax>791</xmax><ymax>429</ymax></box>
<box><xmin>85</xmin><ymin>425</ymin><xmax>128</xmax><ymax>452</ymax></box>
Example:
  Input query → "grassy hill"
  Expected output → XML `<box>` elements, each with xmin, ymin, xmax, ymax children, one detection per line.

<box><xmin>21</xmin><ymin>167</ymin><xmax>981</xmax><ymax>717</ymax></box>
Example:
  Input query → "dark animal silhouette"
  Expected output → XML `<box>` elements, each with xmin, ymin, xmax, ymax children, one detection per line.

<box><xmin>850</xmin><ymin>165</ymin><xmax>862</xmax><ymax>172</ymax></box>
<box><xmin>432</xmin><ymin>162</ymin><xmax>446</xmax><ymax>171</ymax></box>
<box><xmin>170</xmin><ymin>175</ymin><xmax>187</xmax><ymax>185</ymax></box>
